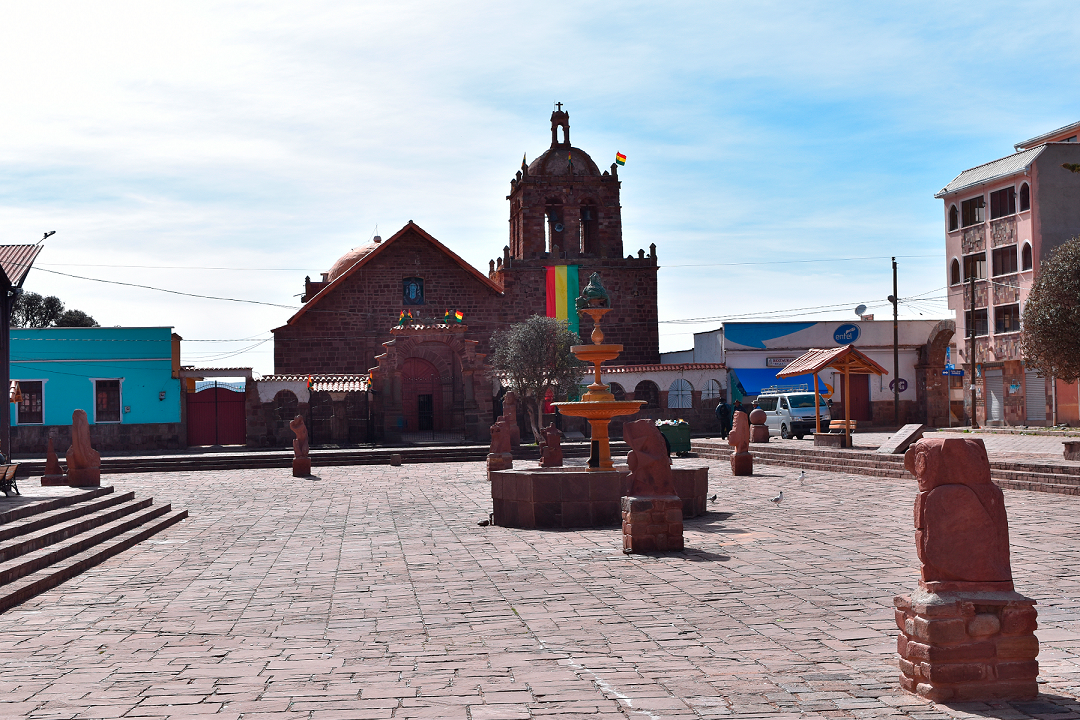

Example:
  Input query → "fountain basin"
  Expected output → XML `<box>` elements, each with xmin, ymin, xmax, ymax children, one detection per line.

<box><xmin>553</xmin><ymin>400</ymin><xmax>644</xmax><ymax>420</ymax></box>
<box><xmin>490</xmin><ymin>464</ymin><xmax>709</xmax><ymax>528</ymax></box>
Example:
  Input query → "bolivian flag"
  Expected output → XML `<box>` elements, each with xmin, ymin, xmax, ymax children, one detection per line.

<box><xmin>545</xmin><ymin>265</ymin><xmax>580</xmax><ymax>336</ymax></box>
<box><xmin>454</xmin><ymin>310</ymin><xmax>464</xmax><ymax>323</ymax></box>
<box><xmin>615</xmin><ymin>152</ymin><xmax>626</xmax><ymax>166</ymax></box>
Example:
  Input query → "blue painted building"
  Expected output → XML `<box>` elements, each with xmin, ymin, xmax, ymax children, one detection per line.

<box><xmin>8</xmin><ymin>327</ymin><xmax>184</xmax><ymax>455</ymax></box>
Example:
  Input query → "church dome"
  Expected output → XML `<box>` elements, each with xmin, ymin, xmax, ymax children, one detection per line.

<box><xmin>327</xmin><ymin>241</ymin><xmax>379</xmax><ymax>281</ymax></box>
<box><xmin>527</xmin><ymin>146</ymin><xmax>601</xmax><ymax>177</ymax></box>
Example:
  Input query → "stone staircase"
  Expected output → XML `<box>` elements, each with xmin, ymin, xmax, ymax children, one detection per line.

<box><xmin>13</xmin><ymin>441</ymin><xmax>630</xmax><ymax>476</ymax></box>
<box><xmin>692</xmin><ymin>439</ymin><xmax>1080</xmax><ymax>495</ymax></box>
<box><xmin>0</xmin><ymin>487</ymin><xmax>187</xmax><ymax>613</ymax></box>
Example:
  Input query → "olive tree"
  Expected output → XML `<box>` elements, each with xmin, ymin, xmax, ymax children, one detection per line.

<box><xmin>1021</xmin><ymin>236</ymin><xmax>1080</xmax><ymax>382</ymax></box>
<box><xmin>490</xmin><ymin>315</ymin><xmax>585</xmax><ymax>442</ymax></box>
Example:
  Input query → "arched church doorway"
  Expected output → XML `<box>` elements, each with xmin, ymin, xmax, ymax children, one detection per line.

<box><xmin>402</xmin><ymin>357</ymin><xmax>441</xmax><ymax>435</ymax></box>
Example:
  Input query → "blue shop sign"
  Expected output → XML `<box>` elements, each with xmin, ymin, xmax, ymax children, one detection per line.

<box><xmin>833</xmin><ymin>323</ymin><xmax>860</xmax><ymax>344</ymax></box>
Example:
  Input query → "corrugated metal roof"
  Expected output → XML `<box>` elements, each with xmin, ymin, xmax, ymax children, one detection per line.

<box><xmin>259</xmin><ymin>374</ymin><xmax>370</xmax><ymax>392</ymax></box>
<box><xmin>1015</xmin><ymin>120</ymin><xmax>1080</xmax><ymax>150</ymax></box>
<box><xmin>0</xmin><ymin>245</ymin><xmax>42</xmax><ymax>287</ymax></box>
<box><xmin>935</xmin><ymin>147</ymin><xmax>1043</xmax><ymax>198</ymax></box>
<box><xmin>776</xmin><ymin>346</ymin><xmax>888</xmax><ymax>377</ymax></box>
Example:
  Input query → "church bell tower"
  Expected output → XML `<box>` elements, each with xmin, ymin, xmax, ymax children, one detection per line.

<box><xmin>507</xmin><ymin>105</ymin><xmax>624</xmax><ymax>261</ymax></box>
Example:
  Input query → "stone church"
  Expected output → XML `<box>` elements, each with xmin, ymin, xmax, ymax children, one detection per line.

<box><xmin>271</xmin><ymin>107</ymin><xmax>661</xmax><ymax>441</ymax></box>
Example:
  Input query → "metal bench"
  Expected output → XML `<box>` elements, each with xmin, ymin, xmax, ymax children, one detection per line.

<box><xmin>0</xmin><ymin>464</ymin><xmax>20</xmax><ymax>497</ymax></box>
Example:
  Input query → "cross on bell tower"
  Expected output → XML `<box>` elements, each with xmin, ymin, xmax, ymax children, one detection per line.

<box><xmin>551</xmin><ymin>102</ymin><xmax>570</xmax><ymax>147</ymax></box>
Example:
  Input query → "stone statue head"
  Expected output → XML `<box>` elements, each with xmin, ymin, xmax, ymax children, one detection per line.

<box><xmin>575</xmin><ymin>272</ymin><xmax>611</xmax><ymax>310</ymax></box>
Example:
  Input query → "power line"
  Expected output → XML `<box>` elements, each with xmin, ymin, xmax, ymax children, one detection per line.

<box><xmin>30</xmin><ymin>266</ymin><xmax>299</xmax><ymax>309</ymax></box>
<box><xmin>39</xmin><ymin>263</ymin><xmax>320</xmax><ymax>272</ymax></box>
<box><xmin>662</xmin><ymin>253</ymin><xmax>941</xmax><ymax>268</ymax></box>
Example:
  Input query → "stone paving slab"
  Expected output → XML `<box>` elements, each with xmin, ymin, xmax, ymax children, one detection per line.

<box><xmin>0</xmin><ymin>458</ymin><xmax>1076</xmax><ymax>719</ymax></box>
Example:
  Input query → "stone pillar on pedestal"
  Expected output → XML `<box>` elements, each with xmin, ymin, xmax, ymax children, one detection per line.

<box><xmin>290</xmin><ymin>415</ymin><xmax>311</xmax><ymax>477</ymax></box>
<box><xmin>729</xmin><ymin>411</ymin><xmax>753</xmax><ymax>476</ymax></box>
<box><xmin>749</xmin><ymin>408</ymin><xmax>769</xmax><ymax>443</ymax></box>
<box><xmin>895</xmin><ymin>437</ymin><xmax>1038</xmax><ymax>702</ymax></box>
<box><xmin>487</xmin><ymin>420</ymin><xmax>513</xmax><ymax>473</ymax></box>
<box><xmin>621</xmin><ymin>419</ymin><xmax>683</xmax><ymax>553</ymax></box>
<box><xmin>41</xmin><ymin>433</ymin><xmax>66</xmax><ymax>486</ymax></box>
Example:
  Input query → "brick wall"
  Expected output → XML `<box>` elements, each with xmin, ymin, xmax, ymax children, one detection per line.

<box><xmin>10</xmin><ymin>422</ymin><xmax>186</xmax><ymax>457</ymax></box>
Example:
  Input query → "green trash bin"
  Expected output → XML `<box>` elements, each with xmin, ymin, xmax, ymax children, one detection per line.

<box><xmin>656</xmin><ymin>420</ymin><xmax>691</xmax><ymax>454</ymax></box>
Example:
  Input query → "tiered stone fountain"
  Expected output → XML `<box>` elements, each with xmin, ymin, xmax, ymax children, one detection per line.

<box><xmin>489</xmin><ymin>273</ymin><xmax>709</xmax><ymax>529</ymax></box>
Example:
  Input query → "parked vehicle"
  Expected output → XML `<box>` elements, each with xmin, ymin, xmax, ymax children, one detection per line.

<box><xmin>754</xmin><ymin>387</ymin><xmax>831</xmax><ymax>439</ymax></box>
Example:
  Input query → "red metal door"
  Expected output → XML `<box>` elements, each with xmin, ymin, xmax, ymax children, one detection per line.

<box><xmin>838</xmin><ymin>374</ymin><xmax>872</xmax><ymax>421</ymax></box>
<box><xmin>187</xmin><ymin>385</ymin><xmax>246</xmax><ymax>445</ymax></box>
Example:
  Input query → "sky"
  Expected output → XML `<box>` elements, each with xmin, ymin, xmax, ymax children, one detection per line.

<box><xmin>2</xmin><ymin>0</ymin><xmax>1079</xmax><ymax>375</ymax></box>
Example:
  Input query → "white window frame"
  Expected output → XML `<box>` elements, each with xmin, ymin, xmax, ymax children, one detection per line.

<box><xmin>14</xmin><ymin>379</ymin><xmax>47</xmax><ymax>425</ymax></box>
<box><xmin>90</xmin><ymin>378</ymin><xmax>124</xmax><ymax>424</ymax></box>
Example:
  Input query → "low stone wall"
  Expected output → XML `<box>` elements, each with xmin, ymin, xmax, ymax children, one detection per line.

<box><xmin>491</xmin><ymin>465</ymin><xmax>709</xmax><ymax>528</ymax></box>
<box><xmin>10</xmin><ymin>422</ymin><xmax>186</xmax><ymax>456</ymax></box>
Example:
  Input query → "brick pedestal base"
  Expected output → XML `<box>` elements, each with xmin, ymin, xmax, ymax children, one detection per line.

<box><xmin>750</xmin><ymin>425</ymin><xmax>769</xmax><ymax>443</ymax></box>
<box><xmin>621</xmin><ymin>495</ymin><xmax>683</xmax><ymax>553</ymax></box>
<box><xmin>487</xmin><ymin>453</ymin><xmax>513</xmax><ymax>472</ymax></box>
<box><xmin>41</xmin><ymin>474</ymin><xmax>67</xmax><ymax>486</ymax></box>
<box><xmin>66</xmin><ymin>467</ymin><xmax>100</xmax><ymax>487</ymax></box>
<box><xmin>895</xmin><ymin>588</ymin><xmax>1039</xmax><ymax>702</ymax></box>
<box><xmin>292</xmin><ymin>457</ymin><xmax>311</xmax><ymax>477</ymax></box>
<box><xmin>730</xmin><ymin>452</ymin><xmax>752</xmax><ymax>476</ymax></box>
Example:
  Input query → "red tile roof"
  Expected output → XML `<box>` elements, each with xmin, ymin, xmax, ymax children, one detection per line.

<box><xmin>776</xmin><ymin>346</ymin><xmax>888</xmax><ymax>377</ymax></box>
<box><xmin>600</xmin><ymin>363</ymin><xmax>726</xmax><ymax>373</ymax></box>
<box><xmin>259</xmin><ymin>374</ymin><xmax>370</xmax><ymax>392</ymax></box>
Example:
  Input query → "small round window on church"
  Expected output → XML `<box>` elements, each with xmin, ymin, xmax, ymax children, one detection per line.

<box><xmin>403</xmin><ymin>277</ymin><xmax>425</xmax><ymax>305</ymax></box>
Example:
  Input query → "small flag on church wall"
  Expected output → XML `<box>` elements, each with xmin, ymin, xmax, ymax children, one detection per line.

<box><xmin>454</xmin><ymin>310</ymin><xmax>464</xmax><ymax>323</ymax></box>
<box><xmin>545</xmin><ymin>265</ymin><xmax>580</xmax><ymax>336</ymax></box>
<box><xmin>615</xmin><ymin>152</ymin><xmax>626</xmax><ymax>166</ymax></box>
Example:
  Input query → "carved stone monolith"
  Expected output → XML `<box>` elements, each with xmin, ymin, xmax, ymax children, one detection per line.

<box><xmin>65</xmin><ymin>410</ymin><xmax>100</xmax><ymax>487</ymax></box>
<box><xmin>894</xmin><ymin>437</ymin><xmax>1038</xmax><ymax>702</ymax></box>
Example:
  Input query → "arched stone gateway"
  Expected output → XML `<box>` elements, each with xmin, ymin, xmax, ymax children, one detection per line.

<box><xmin>370</xmin><ymin>323</ymin><xmax>492</xmax><ymax>443</ymax></box>
<box><xmin>915</xmin><ymin>319</ymin><xmax>956</xmax><ymax>426</ymax></box>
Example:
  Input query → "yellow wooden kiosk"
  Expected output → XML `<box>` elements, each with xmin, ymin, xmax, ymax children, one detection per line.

<box><xmin>776</xmin><ymin>346</ymin><xmax>888</xmax><ymax>448</ymax></box>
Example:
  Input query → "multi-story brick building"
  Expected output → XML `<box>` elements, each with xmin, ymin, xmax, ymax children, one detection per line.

<box><xmin>937</xmin><ymin>121</ymin><xmax>1080</xmax><ymax>426</ymax></box>
<box><xmin>272</xmin><ymin>107</ymin><xmax>660</xmax><ymax>440</ymax></box>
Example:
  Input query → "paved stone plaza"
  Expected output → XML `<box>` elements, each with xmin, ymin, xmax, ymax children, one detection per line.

<box><xmin>0</xmin><ymin>452</ymin><xmax>1078</xmax><ymax>719</ymax></box>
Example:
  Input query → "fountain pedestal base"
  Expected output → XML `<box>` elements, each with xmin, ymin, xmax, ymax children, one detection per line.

<box><xmin>621</xmin><ymin>495</ymin><xmax>684</xmax><ymax>553</ymax></box>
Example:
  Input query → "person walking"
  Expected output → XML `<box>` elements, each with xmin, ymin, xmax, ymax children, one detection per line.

<box><xmin>715</xmin><ymin>398</ymin><xmax>732</xmax><ymax>439</ymax></box>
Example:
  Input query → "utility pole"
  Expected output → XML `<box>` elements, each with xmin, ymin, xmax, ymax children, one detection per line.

<box><xmin>968</xmin><ymin>272</ymin><xmax>978</xmax><ymax>429</ymax></box>
<box><xmin>0</xmin><ymin>283</ymin><xmax>10</xmax><ymax>460</ymax></box>
<box><xmin>891</xmin><ymin>257</ymin><xmax>899</xmax><ymax>426</ymax></box>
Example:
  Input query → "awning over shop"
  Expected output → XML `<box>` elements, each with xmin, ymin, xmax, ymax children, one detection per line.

<box><xmin>729</xmin><ymin>368</ymin><xmax>829</xmax><ymax>401</ymax></box>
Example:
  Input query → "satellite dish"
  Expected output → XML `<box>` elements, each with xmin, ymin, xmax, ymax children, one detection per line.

<box><xmin>553</xmin><ymin>223</ymin><xmax>564</xmax><ymax>233</ymax></box>
<box><xmin>855</xmin><ymin>304</ymin><xmax>867</xmax><ymax>316</ymax></box>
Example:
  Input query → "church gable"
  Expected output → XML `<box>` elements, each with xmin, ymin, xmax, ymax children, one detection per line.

<box><xmin>273</xmin><ymin>222</ymin><xmax>506</xmax><ymax>374</ymax></box>
<box><xmin>288</xmin><ymin>221</ymin><xmax>501</xmax><ymax>326</ymax></box>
